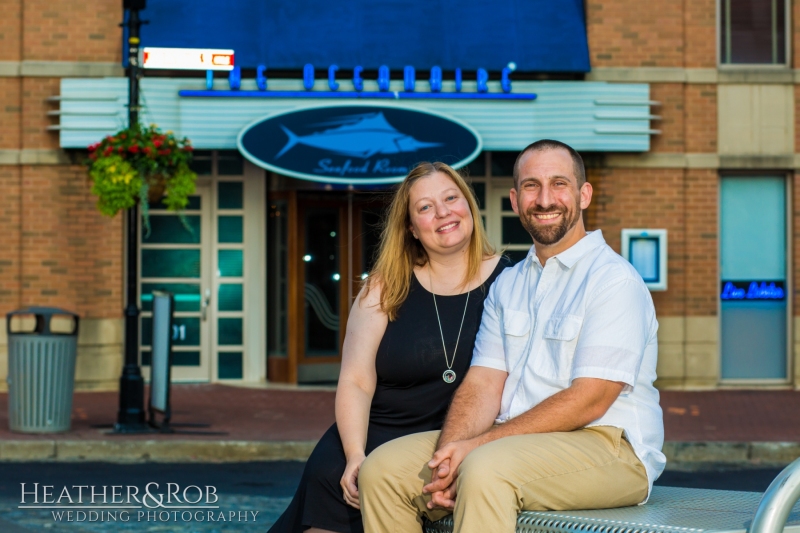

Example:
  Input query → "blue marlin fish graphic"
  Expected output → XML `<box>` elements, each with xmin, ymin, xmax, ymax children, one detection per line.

<box><xmin>275</xmin><ymin>112</ymin><xmax>443</xmax><ymax>159</ymax></box>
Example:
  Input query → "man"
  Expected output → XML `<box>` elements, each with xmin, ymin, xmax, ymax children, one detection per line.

<box><xmin>358</xmin><ymin>139</ymin><xmax>665</xmax><ymax>533</ymax></box>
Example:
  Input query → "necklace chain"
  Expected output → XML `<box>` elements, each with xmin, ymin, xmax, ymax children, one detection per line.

<box><xmin>429</xmin><ymin>266</ymin><xmax>470</xmax><ymax>383</ymax></box>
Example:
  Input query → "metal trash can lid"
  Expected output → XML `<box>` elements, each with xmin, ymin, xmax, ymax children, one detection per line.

<box><xmin>6</xmin><ymin>307</ymin><xmax>80</xmax><ymax>336</ymax></box>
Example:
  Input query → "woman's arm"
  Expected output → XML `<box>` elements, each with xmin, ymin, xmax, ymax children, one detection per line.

<box><xmin>335</xmin><ymin>281</ymin><xmax>388</xmax><ymax>509</ymax></box>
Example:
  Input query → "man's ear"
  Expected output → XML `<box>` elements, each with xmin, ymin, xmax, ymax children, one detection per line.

<box><xmin>579</xmin><ymin>182</ymin><xmax>593</xmax><ymax>210</ymax></box>
<box><xmin>509</xmin><ymin>186</ymin><xmax>520</xmax><ymax>215</ymax></box>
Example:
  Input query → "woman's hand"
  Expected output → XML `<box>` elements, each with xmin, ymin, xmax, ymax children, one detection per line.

<box><xmin>340</xmin><ymin>453</ymin><xmax>366</xmax><ymax>509</ymax></box>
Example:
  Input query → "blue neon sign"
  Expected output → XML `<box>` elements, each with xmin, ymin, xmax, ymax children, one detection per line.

<box><xmin>720</xmin><ymin>281</ymin><xmax>785</xmax><ymax>301</ymax></box>
<box><xmin>183</xmin><ymin>63</ymin><xmax>537</xmax><ymax>101</ymax></box>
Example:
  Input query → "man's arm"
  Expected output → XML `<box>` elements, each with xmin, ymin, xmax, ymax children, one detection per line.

<box><xmin>424</xmin><ymin>376</ymin><xmax>624</xmax><ymax>505</ymax></box>
<box><xmin>472</xmin><ymin>377</ymin><xmax>624</xmax><ymax>444</ymax></box>
<box><xmin>437</xmin><ymin>366</ymin><xmax>506</xmax><ymax>447</ymax></box>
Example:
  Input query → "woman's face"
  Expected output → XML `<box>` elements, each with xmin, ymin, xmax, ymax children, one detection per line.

<box><xmin>407</xmin><ymin>172</ymin><xmax>474</xmax><ymax>257</ymax></box>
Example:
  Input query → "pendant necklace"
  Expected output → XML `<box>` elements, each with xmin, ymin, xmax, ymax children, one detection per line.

<box><xmin>429</xmin><ymin>266</ymin><xmax>471</xmax><ymax>384</ymax></box>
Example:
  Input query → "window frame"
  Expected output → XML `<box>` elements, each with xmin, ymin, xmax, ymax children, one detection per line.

<box><xmin>716</xmin><ymin>0</ymin><xmax>791</xmax><ymax>69</ymax></box>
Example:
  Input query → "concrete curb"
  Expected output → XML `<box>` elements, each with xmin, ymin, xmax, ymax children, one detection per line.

<box><xmin>0</xmin><ymin>440</ymin><xmax>318</xmax><ymax>462</ymax></box>
<box><xmin>663</xmin><ymin>441</ymin><xmax>800</xmax><ymax>466</ymax></box>
<box><xmin>0</xmin><ymin>440</ymin><xmax>798</xmax><ymax>465</ymax></box>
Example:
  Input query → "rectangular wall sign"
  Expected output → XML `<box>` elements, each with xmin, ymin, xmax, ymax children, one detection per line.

<box><xmin>143</xmin><ymin>47</ymin><xmax>234</xmax><ymax>71</ymax></box>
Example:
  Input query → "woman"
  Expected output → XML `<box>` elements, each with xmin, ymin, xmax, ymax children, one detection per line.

<box><xmin>268</xmin><ymin>162</ymin><xmax>508</xmax><ymax>533</ymax></box>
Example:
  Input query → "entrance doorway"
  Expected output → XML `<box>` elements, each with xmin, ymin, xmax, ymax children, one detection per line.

<box><xmin>267</xmin><ymin>191</ymin><xmax>385</xmax><ymax>383</ymax></box>
<box><xmin>139</xmin><ymin>151</ymin><xmax>266</xmax><ymax>383</ymax></box>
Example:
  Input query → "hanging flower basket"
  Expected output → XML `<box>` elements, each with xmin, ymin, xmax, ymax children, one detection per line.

<box><xmin>86</xmin><ymin>125</ymin><xmax>197</xmax><ymax>233</ymax></box>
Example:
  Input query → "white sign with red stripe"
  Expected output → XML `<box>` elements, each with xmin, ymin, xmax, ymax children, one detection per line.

<box><xmin>142</xmin><ymin>47</ymin><xmax>235</xmax><ymax>71</ymax></box>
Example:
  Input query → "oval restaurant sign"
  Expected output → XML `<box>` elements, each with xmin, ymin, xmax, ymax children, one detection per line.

<box><xmin>236</xmin><ymin>104</ymin><xmax>482</xmax><ymax>185</ymax></box>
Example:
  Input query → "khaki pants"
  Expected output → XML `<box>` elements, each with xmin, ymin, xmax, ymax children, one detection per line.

<box><xmin>358</xmin><ymin>426</ymin><xmax>648</xmax><ymax>533</ymax></box>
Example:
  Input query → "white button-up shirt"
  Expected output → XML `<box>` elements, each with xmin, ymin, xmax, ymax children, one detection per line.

<box><xmin>472</xmin><ymin>230</ymin><xmax>665</xmax><ymax>499</ymax></box>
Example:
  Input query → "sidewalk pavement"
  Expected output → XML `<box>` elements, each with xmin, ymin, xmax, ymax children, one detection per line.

<box><xmin>1</xmin><ymin>384</ymin><xmax>799</xmax><ymax>467</ymax></box>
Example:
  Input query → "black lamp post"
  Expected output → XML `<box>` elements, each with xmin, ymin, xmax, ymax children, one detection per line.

<box><xmin>114</xmin><ymin>0</ymin><xmax>149</xmax><ymax>433</ymax></box>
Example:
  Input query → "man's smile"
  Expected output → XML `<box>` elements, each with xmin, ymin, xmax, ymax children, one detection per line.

<box><xmin>534</xmin><ymin>212</ymin><xmax>561</xmax><ymax>221</ymax></box>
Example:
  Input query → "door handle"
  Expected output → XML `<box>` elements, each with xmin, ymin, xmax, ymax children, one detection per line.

<box><xmin>201</xmin><ymin>288</ymin><xmax>211</xmax><ymax>321</ymax></box>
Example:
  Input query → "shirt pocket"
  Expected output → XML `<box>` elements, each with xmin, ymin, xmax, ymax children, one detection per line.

<box><xmin>539</xmin><ymin>314</ymin><xmax>583</xmax><ymax>381</ymax></box>
<box><xmin>502</xmin><ymin>309</ymin><xmax>532</xmax><ymax>349</ymax></box>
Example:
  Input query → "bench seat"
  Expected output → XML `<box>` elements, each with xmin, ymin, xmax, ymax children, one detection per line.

<box><xmin>424</xmin><ymin>486</ymin><xmax>800</xmax><ymax>533</ymax></box>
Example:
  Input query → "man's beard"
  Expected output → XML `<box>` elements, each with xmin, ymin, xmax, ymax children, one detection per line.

<box><xmin>519</xmin><ymin>202</ymin><xmax>581</xmax><ymax>245</ymax></box>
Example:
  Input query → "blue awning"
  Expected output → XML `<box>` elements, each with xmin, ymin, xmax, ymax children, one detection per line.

<box><xmin>139</xmin><ymin>0</ymin><xmax>590</xmax><ymax>73</ymax></box>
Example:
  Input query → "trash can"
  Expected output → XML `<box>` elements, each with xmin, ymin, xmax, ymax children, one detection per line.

<box><xmin>6</xmin><ymin>307</ymin><xmax>79</xmax><ymax>433</ymax></box>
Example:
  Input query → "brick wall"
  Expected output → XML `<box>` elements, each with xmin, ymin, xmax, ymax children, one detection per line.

<box><xmin>650</xmin><ymin>84</ymin><xmax>685</xmax><ymax>153</ymax></box>
<box><xmin>0</xmin><ymin>0</ymin><xmax>125</xmax><ymax>320</ymax></box>
<box><xmin>684</xmin><ymin>0</ymin><xmax>716</xmax><ymax>68</ymax></box>
<box><xmin>647</xmin><ymin>83</ymin><xmax>717</xmax><ymax>154</ymax></box>
<box><xmin>21</xmin><ymin>0</ymin><xmax>121</xmax><ymax>62</ymax></box>
<box><xmin>0</xmin><ymin>166</ymin><xmax>22</xmax><ymax>312</ymax></box>
<box><xmin>586</xmin><ymin>0</ymin><xmax>685</xmax><ymax>67</ymax></box>
<box><xmin>684</xmin><ymin>85</ymin><xmax>717</xmax><ymax>152</ymax></box>
<box><xmin>587</xmin><ymin>0</ymin><xmax>715</xmax><ymax>69</ymax></box>
<box><xmin>585</xmin><ymin>167</ymin><xmax>689</xmax><ymax>317</ymax></box>
<box><xmin>586</xmin><ymin>168</ymin><xmax>721</xmax><ymax>318</ymax></box>
<box><xmin>0</xmin><ymin>0</ymin><xmax>22</xmax><ymax>61</ymax></box>
<box><xmin>683</xmin><ymin>169</ymin><xmax>718</xmax><ymax>316</ymax></box>
<box><xmin>0</xmin><ymin>78</ymin><xmax>22</xmax><ymax>150</ymax></box>
<box><xmin>17</xmin><ymin>165</ymin><xmax>123</xmax><ymax>318</ymax></box>
<box><xmin>22</xmin><ymin>78</ymin><xmax>59</xmax><ymax>150</ymax></box>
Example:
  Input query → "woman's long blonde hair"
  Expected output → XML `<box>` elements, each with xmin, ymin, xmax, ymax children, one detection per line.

<box><xmin>364</xmin><ymin>162</ymin><xmax>495</xmax><ymax>321</ymax></box>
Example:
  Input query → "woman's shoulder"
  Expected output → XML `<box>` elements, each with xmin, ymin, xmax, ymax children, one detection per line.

<box><xmin>356</xmin><ymin>276</ymin><xmax>386</xmax><ymax>311</ymax></box>
<box><xmin>476</xmin><ymin>255</ymin><xmax>509</xmax><ymax>289</ymax></box>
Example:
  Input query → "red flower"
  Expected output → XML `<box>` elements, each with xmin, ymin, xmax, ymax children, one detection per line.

<box><xmin>183</xmin><ymin>145</ymin><xmax>193</xmax><ymax>152</ymax></box>
<box><xmin>117</xmin><ymin>146</ymin><xmax>123</xmax><ymax>153</ymax></box>
<box><xmin>103</xmin><ymin>146</ymin><xmax>113</xmax><ymax>156</ymax></box>
<box><xmin>158</xmin><ymin>149</ymin><xmax>171</xmax><ymax>156</ymax></box>
<box><xmin>88</xmin><ymin>143</ymin><xmax>100</xmax><ymax>152</ymax></box>
<box><xmin>153</xmin><ymin>139</ymin><xmax>163</xmax><ymax>148</ymax></box>
<box><xmin>143</xmin><ymin>146</ymin><xmax>152</xmax><ymax>155</ymax></box>
<box><xmin>128</xmin><ymin>145</ymin><xmax>140</xmax><ymax>153</ymax></box>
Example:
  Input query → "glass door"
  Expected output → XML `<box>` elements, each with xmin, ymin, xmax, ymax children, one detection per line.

<box><xmin>213</xmin><ymin>179</ymin><xmax>247</xmax><ymax>380</ymax></box>
<box><xmin>720</xmin><ymin>176</ymin><xmax>789</xmax><ymax>381</ymax></box>
<box><xmin>296</xmin><ymin>200</ymin><xmax>347</xmax><ymax>382</ymax></box>
<box><xmin>139</xmin><ymin>184</ymin><xmax>213</xmax><ymax>381</ymax></box>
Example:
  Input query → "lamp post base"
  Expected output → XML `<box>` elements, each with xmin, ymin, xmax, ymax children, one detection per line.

<box><xmin>113</xmin><ymin>366</ymin><xmax>150</xmax><ymax>433</ymax></box>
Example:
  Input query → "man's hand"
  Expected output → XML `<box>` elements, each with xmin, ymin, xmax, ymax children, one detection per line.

<box><xmin>422</xmin><ymin>438</ymin><xmax>481</xmax><ymax>508</ymax></box>
<box><xmin>427</xmin><ymin>482</ymin><xmax>457</xmax><ymax>510</ymax></box>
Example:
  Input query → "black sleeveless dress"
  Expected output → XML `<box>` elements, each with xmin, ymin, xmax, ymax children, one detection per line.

<box><xmin>267</xmin><ymin>258</ymin><xmax>508</xmax><ymax>533</ymax></box>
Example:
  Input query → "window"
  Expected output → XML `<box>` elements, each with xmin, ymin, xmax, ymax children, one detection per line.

<box><xmin>720</xmin><ymin>0</ymin><xmax>787</xmax><ymax>65</ymax></box>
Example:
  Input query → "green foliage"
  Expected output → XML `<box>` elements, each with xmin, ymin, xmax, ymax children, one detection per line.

<box><xmin>86</xmin><ymin>124</ymin><xmax>197</xmax><ymax>221</ymax></box>
<box><xmin>89</xmin><ymin>155</ymin><xmax>143</xmax><ymax>216</ymax></box>
<box><xmin>162</xmin><ymin>163</ymin><xmax>197</xmax><ymax>212</ymax></box>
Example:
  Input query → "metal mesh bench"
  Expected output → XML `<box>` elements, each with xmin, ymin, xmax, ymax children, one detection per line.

<box><xmin>424</xmin><ymin>458</ymin><xmax>800</xmax><ymax>533</ymax></box>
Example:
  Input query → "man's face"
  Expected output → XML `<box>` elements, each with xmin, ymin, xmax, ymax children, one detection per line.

<box><xmin>510</xmin><ymin>148</ymin><xmax>592</xmax><ymax>246</ymax></box>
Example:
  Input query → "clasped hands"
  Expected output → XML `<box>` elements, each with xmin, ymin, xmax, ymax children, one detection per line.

<box><xmin>422</xmin><ymin>438</ymin><xmax>480</xmax><ymax>511</ymax></box>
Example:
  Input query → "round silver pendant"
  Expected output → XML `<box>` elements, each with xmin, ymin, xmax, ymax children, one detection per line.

<box><xmin>443</xmin><ymin>370</ymin><xmax>456</xmax><ymax>384</ymax></box>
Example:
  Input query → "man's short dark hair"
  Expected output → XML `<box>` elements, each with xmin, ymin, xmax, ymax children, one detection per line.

<box><xmin>512</xmin><ymin>139</ymin><xmax>586</xmax><ymax>189</ymax></box>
